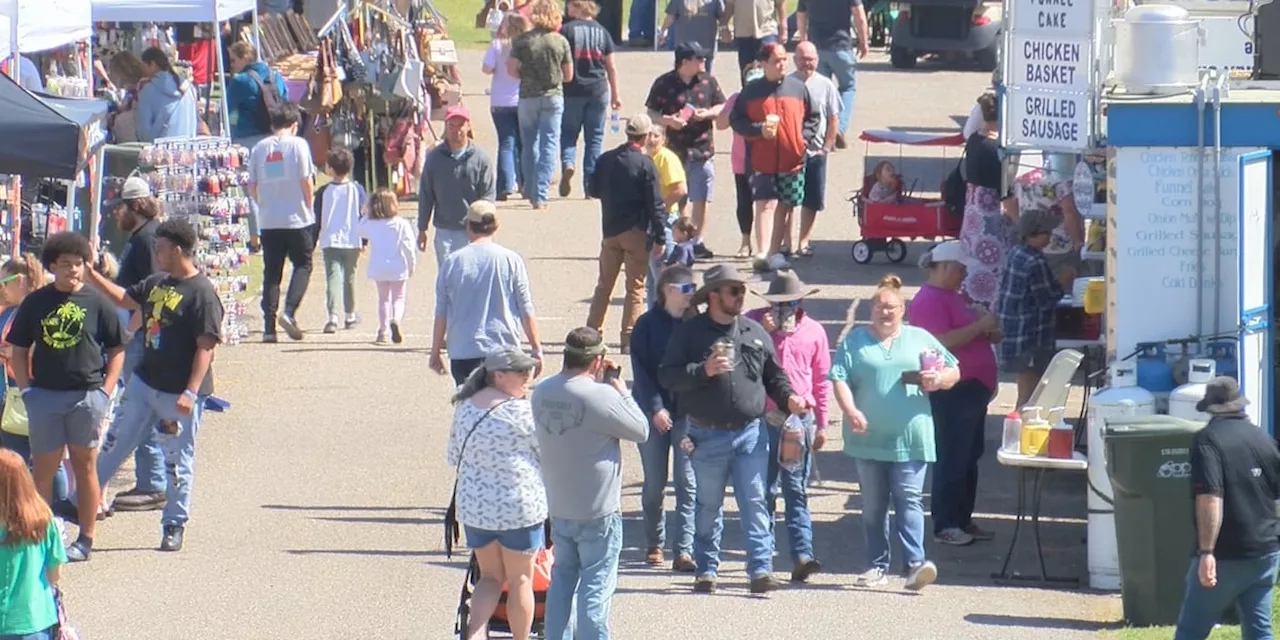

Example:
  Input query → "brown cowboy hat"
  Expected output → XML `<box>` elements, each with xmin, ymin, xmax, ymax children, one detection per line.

<box><xmin>692</xmin><ymin>263</ymin><xmax>758</xmax><ymax>305</ymax></box>
<box><xmin>751</xmin><ymin>271</ymin><xmax>820</xmax><ymax>304</ymax></box>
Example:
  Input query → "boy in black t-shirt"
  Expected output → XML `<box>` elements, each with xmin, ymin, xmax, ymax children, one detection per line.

<box><xmin>5</xmin><ymin>232</ymin><xmax>126</xmax><ymax>562</ymax></box>
<box><xmin>84</xmin><ymin>219</ymin><xmax>223</xmax><ymax>555</ymax></box>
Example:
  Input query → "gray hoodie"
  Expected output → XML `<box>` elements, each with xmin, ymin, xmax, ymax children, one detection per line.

<box><xmin>417</xmin><ymin>142</ymin><xmax>496</xmax><ymax>233</ymax></box>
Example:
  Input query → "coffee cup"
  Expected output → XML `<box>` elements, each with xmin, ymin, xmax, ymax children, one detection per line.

<box><xmin>763</xmin><ymin>114</ymin><xmax>780</xmax><ymax>137</ymax></box>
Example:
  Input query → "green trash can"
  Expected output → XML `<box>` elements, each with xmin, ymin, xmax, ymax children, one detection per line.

<box><xmin>1103</xmin><ymin>415</ymin><xmax>1205</xmax><ymax>627</ymax></box>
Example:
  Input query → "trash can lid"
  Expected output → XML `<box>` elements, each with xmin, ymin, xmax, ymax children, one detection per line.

<box><xmin>1102</xmin><ymin>414</ymin><xmax>1204</xmax><ymax>438</ymax></box>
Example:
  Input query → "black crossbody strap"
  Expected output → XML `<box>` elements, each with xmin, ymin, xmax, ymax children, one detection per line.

<box><xmin>443</xmin><ymin>398</ymin><xmax>516</xmax><ymax>558</ymax></box>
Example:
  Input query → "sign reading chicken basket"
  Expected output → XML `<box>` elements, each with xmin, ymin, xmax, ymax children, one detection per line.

<box><xmin>1001</xmin><ymin>0</ymin><xmax>1097</xmax><ymax>152</ymax></box>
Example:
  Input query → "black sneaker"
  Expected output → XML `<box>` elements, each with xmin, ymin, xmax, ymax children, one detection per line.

<box><xmin>693</xmin><ymin>243</ymin><xmax>715</xmax><ymax>259</ymax></box>
<box><xmin>559</xmin><ymin>165</ymin><xmax>575</xmax><ymax>198</ymax></box>
<box><xmin>390</xmin><ymin>322</ymin><xmax>403</xmax><ymax>344</ymax></box>
<box><xmin>750</xmin><ymin>573</ymin><xmax>780</xmax><ymax>593</ymax></box>
<box><xmin>112</xmin><ymin>489</ymin><xmax>165</xmax><ymax>512</ymax></box>
<box><xmin>693</xmin><ymin>574</ymin><xmax>717</xmax><ymax>593</ymax></box>
<box><xmin>323</xmin><ymin>321</ymin><xmax>338</xmax><ymax>334</ymax></box>
<box><xmin>791</xmin><ymin>557</ymin><xmax>823</xmax><ymax>583</ymax></box>
<box><xmin>160</xmin><ymin>525</ymin><xmax>185</xmax><ymax>552</ymax></box>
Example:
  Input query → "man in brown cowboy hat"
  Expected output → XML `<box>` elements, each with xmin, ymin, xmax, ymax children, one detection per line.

<box><xmin>1175</xmin><ymin>377</ymin><xmax>1280</xmax><ymax>639</ymax></box>
<box><xmin>658</xmin><ymin>263</ymin><xmax>808</xmax><ymax>594</ymax></box>
<box><xmin>743</xmin><ymin>271</ymin><xmax>828</xmax><ymax>583</ymax></box>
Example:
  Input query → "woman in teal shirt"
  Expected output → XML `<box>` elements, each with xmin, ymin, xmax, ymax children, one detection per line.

<box><xmin>0</xmin><ymin>449</ymin><xmax>65</xmax><ymax>640</ymax></box>
<box><xmin>829</xmin><ymin>274</ymin><xmax>959</xmax><ymax>592</ymax></box>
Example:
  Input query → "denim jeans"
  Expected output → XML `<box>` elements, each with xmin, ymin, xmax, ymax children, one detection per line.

<box><xmin>545</xmin><ymin>511</ymin><xmax>623</xmax><ymax>640</ymax></box>
<box><xmin>766</xmin><ymin>415</ymin><xmax>814</xmax><ymax>564</ymax></box>
<box><xmin>560</xmin><ymin>95</ymin><xmax>609</xmax><ymax>190</ymax></box>
<box><xmin>637</xmin><ymin>416</ymin><xmax>695</xmax><ymax>556</ymax></box>
<box><xmin>929</xmin><ymin>378</ymin><xmax>990</xmax><ymax>533</ymax></box>
<box><xmin>854</xmin><ymin>458</ymin><xmax>928</xmax><ymax>572</ymax></box>
<box><xmin>0</xmin><ymin>629</ymin><xmax>53</xmax><ymax>640</ymax></box>
<box><xmin>0</xmin><ymin>432</ymin><xmax>68</xmax><ymax>503</ymax></box>
<box><xmin>120</xmin><ymin>332</ymin><xmax>166</xmax><ymax>494</ymax></box>
<box><xmin>491</xmin><ymin>106</ymin><xmax>523</xmax><ymax>195</ymax></box>
<box><xmin>517</xmin><ymin>95</ymin><xmax>565</xmax><ymax>205</ymax></box>
<box><xmin>321</xmin><ymin>247</ymin><xmax>360</xmax><ymax>321</ymax></box>
<box><xmin>628</xmin><ymin>0</ymin><xmax>655</xmax><ymax>41</ymax></box>
<box><xmin>645</xmin><ymin>212</ymin><xmax>679</xmax><ymax>306</ymax></box>
<box><xmin>431</xmin><ymin>227</ymin><xmax>470</xmax><ymax>269</ymax></box>
<box><xmin>1174</xmin><ymin>551</ymin><xmax>1280</xmax><ymax>640</ymax></box>
<box><xmin>687</xmin><ymin>418</ymin><xmax>774</xmax><ymax>577</ymax></box>
<box><xmin>96</xmin><ymin>376</ymin><xmax>204</xmax><ymax>526</ymax></box>
<box><xmin>816</xmin><ymin>48</ymin><xmax>856</xmax><ymax>136</ymax></box>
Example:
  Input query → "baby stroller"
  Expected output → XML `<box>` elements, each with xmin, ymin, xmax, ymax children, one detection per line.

<box><xmin>454</xmin><ymin>522</ymin><xmax>553</xmax><ymax>639</ymax></box>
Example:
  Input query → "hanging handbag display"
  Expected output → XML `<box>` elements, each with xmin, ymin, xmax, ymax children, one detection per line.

<box><xmin>337</xmin><ymin>20</ymin><xmax>368</xmax><ymax>85</ymax></box>
<box><xmin>395</xmin><ymin>32</ymin><xmax>424</xmax><ymax>104</ymax></box>
<box><xmin>319</xmin><ymin>37</ymin><xmax>343</xmax><ymax>111</ymax></box>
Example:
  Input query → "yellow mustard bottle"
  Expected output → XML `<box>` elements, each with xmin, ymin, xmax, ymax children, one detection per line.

<box><xmin>1019</xmin><ymin>406</ymin><xmax>1051</xmax><ymax>457</ymax></box>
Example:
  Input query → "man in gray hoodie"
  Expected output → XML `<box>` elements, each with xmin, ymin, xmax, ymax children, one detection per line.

<box><xmin>417</xmin><ymin>104</ymin><xmax>497</xmax><ymax>267</ymax></box>
<box><xmin>531</xmin><ymin>326</ymin><xmax>648</xmax><ymax>640</ymax></box>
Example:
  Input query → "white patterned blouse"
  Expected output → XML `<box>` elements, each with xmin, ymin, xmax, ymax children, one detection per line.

<box><xmin>446</xmin><ymin>397</ymin><xmax>548</xmax><ymax>532</ymax></box>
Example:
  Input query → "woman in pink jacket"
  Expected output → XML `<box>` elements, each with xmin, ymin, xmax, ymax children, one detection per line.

<box><xmin>744</xmin><ymin>272</ymin><xmax>830</xmax><ymax>583</ymax></box>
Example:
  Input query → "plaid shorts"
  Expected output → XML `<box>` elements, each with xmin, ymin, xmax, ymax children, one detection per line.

<box><xmin>750</xmin><ymin>169</ymin><xmax>806</xmax><ymax>207</ymax></box>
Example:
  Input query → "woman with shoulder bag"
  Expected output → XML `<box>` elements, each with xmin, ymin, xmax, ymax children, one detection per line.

<box><xmin>445</xmin><ymin>348</ymin><xmax>546</xmax><ymax>640</ymax></box>
<box><xmin>0</xmin><ymin>257</ymin><xmax>68</xmax><ymax>507</ymax></box>
<box><xmin>0</xmin><ymin>448</ymin><xmax>67</xmax><ymax>640</ymax></box>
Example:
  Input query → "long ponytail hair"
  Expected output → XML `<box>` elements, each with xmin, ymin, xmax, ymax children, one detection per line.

<box><xmin>140</xmin><ymin>47</ymin><xmax>184</xmax><ymax>91</ymax></box>
<box><xmin>0</xmin><ymin>450</ymin><xmax>51</xmax><ymax>546</ymax></box>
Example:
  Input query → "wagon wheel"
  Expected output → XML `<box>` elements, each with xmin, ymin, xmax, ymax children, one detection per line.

<box><xmin>886</xmin><ymin>239</ymin><xmax>908</xmax><ymax>263</ymax></box>
<box><xmin>851</xmin><ymin>241</ymin><xmax>873</xmax><ymax>264</ymax></box>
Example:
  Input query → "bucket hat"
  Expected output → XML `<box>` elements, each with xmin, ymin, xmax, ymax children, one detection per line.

<box><xmin>752</xmin><ymin>271</ymin><xmax>819</xmax><ymax>304</ymax></box>
<box><xmin>1195</xmin><ymin>376</ymin><xmax>1250</xmax><ymax>414</ymax></box>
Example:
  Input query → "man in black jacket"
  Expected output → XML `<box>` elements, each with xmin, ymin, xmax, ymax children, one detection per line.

<box><xmin>106</xmin><ymin>177</ymin><xmax>167</xmax><ymax>512</ymax></box>
<box><xmin>1175</xmin><ymin>377</ymin><xmax>1280</xmax><ymax>639</ymax></box>
<box><xmin>585</xmin><ymin>113</ymin><xmax>666</xmax><ymax>351</ymax></box>
<box><xmin>658</xmin><ymin>263</ymin><xmax>806</xmax><ymax>595</ymax></box>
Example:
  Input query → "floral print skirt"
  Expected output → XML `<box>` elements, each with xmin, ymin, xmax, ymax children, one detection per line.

<box><xmin>959</xmin><ymin>184</ymin><xmax>1013</xmax><ymax>307</ymax></box>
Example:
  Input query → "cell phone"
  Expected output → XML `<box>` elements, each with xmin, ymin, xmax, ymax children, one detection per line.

<box><xmin>603</xmin><ymin>365</ymin><xmax>621</xmax><ymax>384</ymax></box>
<box><xmin>900</xmin><ymin>370</ymin><xmax>923</xmax><ymax>385</ymax></box>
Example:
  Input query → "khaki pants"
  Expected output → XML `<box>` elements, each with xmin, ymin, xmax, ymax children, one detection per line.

<box><xmin>587</xmin><ymin>227</ymin><xmax>649</xmax><ymax>344</ymax></box>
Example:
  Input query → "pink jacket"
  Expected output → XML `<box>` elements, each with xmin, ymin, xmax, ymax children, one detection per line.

<box><xmin>745</xmin><ymin>308</ymin><xmax>832</xmax><ymax>430</ymax></box>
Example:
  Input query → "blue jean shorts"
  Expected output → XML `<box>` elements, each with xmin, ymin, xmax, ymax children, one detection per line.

<box><xmin>684</xmin><ymin>158</ymin><xmax>714</xmax><ymax>202</ymax></box>
<box><xmin>464</xmin><ymin>522</ymin><xmax>545</xmax><ymax>553</ymax></box>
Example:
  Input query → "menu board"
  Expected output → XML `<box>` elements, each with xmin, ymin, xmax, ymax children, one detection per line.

<box><xmin>1111</xmin><ymin>147</ymin><xmax>1262</xmax><ymax>357</ymax></box>
<box><xmin>1002</xmin><ymin>0</ymin><xmax>1095</xmax><ymax>152</ymax></box>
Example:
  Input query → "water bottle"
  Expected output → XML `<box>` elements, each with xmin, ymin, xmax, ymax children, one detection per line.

<box><xmin>485</xmin><ymin>7</ymin><xmax>505</xmax><ymax>35</ymax></box>
<box><xmin>1001</xmin><ymin>410</ymin><xmax>1022</xmax><ymax>453</ymax></box>
<box><xmin>778</xmin><ymin>414</ymin><xmax>805</xmax><ymax>472</ymax></box>
<box><xmin>609</xmin><ymin>111</ymin><xmax>621</xmax><ymax>133</ymax></box>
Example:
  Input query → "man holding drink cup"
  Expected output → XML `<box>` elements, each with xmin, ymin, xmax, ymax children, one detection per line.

<box><xmin>728</xmin><ymin>42</ymin><xmax>821</xmax><ymax>271</ymax></box>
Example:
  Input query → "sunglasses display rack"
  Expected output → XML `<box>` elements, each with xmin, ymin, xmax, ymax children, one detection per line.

<box><xmin>138</xmin><ymin>136</ymin><xmax>253</xmax><ymax>344</ymax></box>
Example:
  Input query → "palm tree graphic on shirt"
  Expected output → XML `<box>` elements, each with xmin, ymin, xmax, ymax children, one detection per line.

<box><xmin>40</xmin><ymin>301</ymin><xmax>86</xmax><ymax>349</ymax></box>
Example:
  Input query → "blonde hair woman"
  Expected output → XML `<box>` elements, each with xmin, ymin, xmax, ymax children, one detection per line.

<box><xmin>828</xmin><ymin>274</ymin><xmax>960</xmax><ymax>592</ymax></box>
<box><xmin>508</xmin><ymin>0</ymin><xmax>573</xmax><ymax>210</ymax></box>
<box><xmin>483</xmin><ymin>13</ymin><xmax>532</xmax><ymax>200</ymax></box>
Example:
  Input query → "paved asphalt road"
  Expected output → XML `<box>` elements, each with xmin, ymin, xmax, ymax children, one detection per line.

<box><xmin>59</xmin><ymin>47</ymin><xmax>1119</xmax><ymax>639</ymax></box>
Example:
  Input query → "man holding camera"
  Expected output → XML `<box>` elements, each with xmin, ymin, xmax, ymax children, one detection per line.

<box><xmin>531</xmin><ymin>327</ymin><xmax>649</xmax><ymax>639</ymax></box>
<box><xmin>659</xmin><ymin>263</ymin><xmax>808</xmax><ymax>595</ymax></box>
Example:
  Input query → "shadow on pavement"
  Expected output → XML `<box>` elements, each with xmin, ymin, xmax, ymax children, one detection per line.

<box><xmin>310</xmin><ymin>515</ymin><xmax>442</xmax><ymax>526</ymax></box>
<box><xmin>286</xmin><ymin>549</ymin><xmax>440</xmax><ymax>557</ymax></box>
<box><xmin>964</xmin><ymin>613</ymin><xmax>1121</xmax><ymax>632</ymax></box>
<box><xmin>260</xmin><ymin>504</ymin><xmax>431</xmax><ymax>512</ymax></box>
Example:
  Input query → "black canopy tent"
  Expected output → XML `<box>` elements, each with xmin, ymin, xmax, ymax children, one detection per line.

<box><xmin>0</xmin><ymin>72</ymin><xmax>109</xmax><ymax>180</ymax></box>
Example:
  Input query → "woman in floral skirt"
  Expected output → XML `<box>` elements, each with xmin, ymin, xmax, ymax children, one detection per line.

<box><xmin>958</xmin><ymin>93</ymin><xmax>1015</xmax><ymax>306</ymax></box>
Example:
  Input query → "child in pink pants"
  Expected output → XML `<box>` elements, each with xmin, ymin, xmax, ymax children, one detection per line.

<box><xmin>358</xmin><ymin>189</ymin><xmax>417</xmax><ymax>345</ymax></box>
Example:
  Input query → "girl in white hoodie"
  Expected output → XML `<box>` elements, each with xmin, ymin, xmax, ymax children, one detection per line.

<box><xmin>359</xmin><ymin>190</ymin><xmax>418</xmax><ymax>345</ymax></box>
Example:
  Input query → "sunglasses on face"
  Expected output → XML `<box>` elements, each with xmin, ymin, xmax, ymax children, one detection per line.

<box><xmin>720</xmin><ymin>285</ymin><xmax>746</xmax><ymax>297</ymax></box>
<box><xmin>0</xmin><ymin>274</ymin><xmax>19</xmax><ymax>285</ymax></box>
<box><xmin>773</xmin><ymin>300</ymin><xmax>800</xmax><ymax>309</ymax></box>
<box><xmin>671</xmin><ymin>282</ymin><xmax>695</xmax><ymax>294</ymax></box>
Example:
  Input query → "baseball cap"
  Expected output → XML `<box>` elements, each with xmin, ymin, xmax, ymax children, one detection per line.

<box><xmin>928</xmin><ymin>240</ymin><xmax>967</xmax><ymax>264</ymax></box>
<box><xmin>675</xmin><ymin>42</ymin><xmax>708</xmax><ymax>64</ymax></box>
<box><xmin>108</xmin><ymin>176</ymin><xmax>152</xmax><ymax>206</ymax></box>
<box><xmin>444</xmin><ymin>103</ymin><xmax>471</xmax><ymax>122</ymax></box>
<box><xmin>466</xmin><ymin>199</ymin><xmax>497</xmax><ymax>223</ymax></box>
<box><xmin>625</xmin><ymin>113</ymin><xmax>654</xmax><ymax>136</ymax></box>
<box><xmin>483</xmin><ymin>347</ymin><xmax>539</xmax><ymax>372</ymax></box>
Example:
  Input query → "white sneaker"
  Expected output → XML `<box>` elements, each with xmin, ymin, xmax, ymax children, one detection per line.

<box><xmin>767</xmin><ymin>253</ymin><xmax>791</xmax><ymax>271</ymax></box>
<box><xmin>55</xmin><ymin>517</ymin><xmax>68</xmax><ymax>544</ymax></box>
<box><xmin>905</xmin><ymin>560</ymin><xmax>938</xmax><ymax>591</ymax></box>
<box><xmin>855</xmin><ymin>567</ymin><xmax>889</xmax><ymax>587</ymax></box>
<box><xmin>934</xmin><ymin>527</ymin><xmax>975</xmax><ymax>546</ymax></box>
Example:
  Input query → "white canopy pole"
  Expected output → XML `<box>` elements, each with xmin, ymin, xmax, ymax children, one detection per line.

<box><xmin>215</xmin><ymin>22</ymin><xmax>229</xmax><ymax>137</ymax></box>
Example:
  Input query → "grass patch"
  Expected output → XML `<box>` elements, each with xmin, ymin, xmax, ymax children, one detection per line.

<box><xmin>1100</xmin><ymin>591</ymin><xmax>1280</xmax><ymax>639</ymax></box>
<box><xmin>234</xmin><ymin>254</ymin><xmax>263</xmax><ymax>304</ymax></box>
<box><xmin>430</xmin><ymin>0</ymin><xmax>638</xmax><ymax>49</ymax></box>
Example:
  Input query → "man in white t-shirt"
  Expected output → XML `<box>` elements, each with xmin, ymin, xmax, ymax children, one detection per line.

<box><xmin>788</xmin><ymin>42</ymin><xmax>839</xmax><ymax>259</ymax></box>
<box><xmin>247</xmin><ymin>102</ymin><xmax>316</xmax><ymax>342</ymax></box>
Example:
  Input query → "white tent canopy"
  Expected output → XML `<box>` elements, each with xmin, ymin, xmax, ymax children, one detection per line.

<box><xmin>92</xmin><ymin>0</ymin><xmax>255</xmax><ymax>23</ymax></box>
<box><xmin>0</xmin><ymin>0</ymin><xmax>93</xmax><ymax>55</ymax></box>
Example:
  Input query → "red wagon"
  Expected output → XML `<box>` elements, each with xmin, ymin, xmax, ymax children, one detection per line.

<box><xmin>849</xmin><ymin>129</ymin><xmax>965</xmax><ymax>264</ymax></box>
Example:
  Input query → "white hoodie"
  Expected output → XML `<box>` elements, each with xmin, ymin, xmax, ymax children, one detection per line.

<box><xmin>358</xmin><ymin>216</ymin><xmax>417</xmax><ymax>281</ymax></box>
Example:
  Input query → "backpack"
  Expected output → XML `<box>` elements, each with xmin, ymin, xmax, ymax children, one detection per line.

<box><xmin>245</xmin><ymin>69</ymin><xmax>284</xmax><ymax>132</ymax></box>
<box><xmin>941</xmin><ymin>147</ymin><xmax>969</xmax><ymax>218</ymax></box>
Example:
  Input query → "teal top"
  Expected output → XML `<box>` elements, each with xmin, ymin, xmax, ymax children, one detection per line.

<box><xmin>0</xmin><ymin>519</ymin><xmax>64</xmax><ymax>634</ymax></box>
<box><xmin>827</xmin><ymin>325</ymin><xmax>957</xmax><ymax>463</ymax></box>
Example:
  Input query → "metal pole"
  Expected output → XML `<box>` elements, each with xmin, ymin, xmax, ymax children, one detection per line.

<box><xmin>215</xmin><ymin>21</ymin><xmax>230</xmax><ymax>137</ymax></box>
<box><xmin>251</xmin><ymin>8</ymin><xmax>262</xmax><ymax>53</ymax></box>
<box><xmin>9</xmin><ymin>17</ymin><xmax>20</xmax><ymax>258</ymax></box>
<box><xmin>89</xmin><ymin>145</ymin><xmax>104</xmax><ymax>245</ymax></box>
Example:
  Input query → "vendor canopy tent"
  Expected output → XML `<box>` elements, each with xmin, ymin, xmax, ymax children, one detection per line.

<box><xmin>92</xmin><ymin>0</ymin><xmax>255</xmax><ymax>23</ymax></box>
<box><xmin>0</xmin><ymin>0</ymin><xmax>93</xmax><ymax>54</ymax></box>
<box><xmin>0</xmin><ymin>74</ymin><xmax>108</xmax><ymax>179</ymax></box>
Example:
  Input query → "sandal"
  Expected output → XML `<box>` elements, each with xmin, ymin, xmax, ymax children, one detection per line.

<box><xmin>797</xmin><ymin>245</ymin><xmax>815</xmax><ymax>257</ymax></box>
<box><xmin>736</xmin><ymin>244</ymin><xmax>753</xmax><ymax>258</ymax></box>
